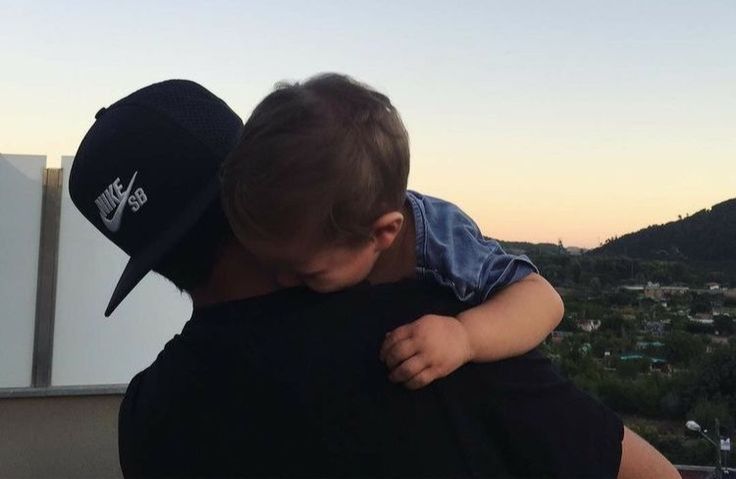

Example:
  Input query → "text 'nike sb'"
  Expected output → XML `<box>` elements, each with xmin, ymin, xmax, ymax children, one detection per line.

<box><xmin>95</xmin><ymin>171</ymin><xmax>148</xmax><ymax>233</ymax></box>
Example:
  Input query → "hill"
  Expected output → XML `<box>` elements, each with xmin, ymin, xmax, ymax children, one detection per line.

<box><xmin>497</xmin><ymin>240</ymin><xmax>565</xmax><ymax>257</ymax></box>
<box><xmin>590</xmin><ymin>198</ymin><xmax>736</xmax><ymax>262</ymax></box>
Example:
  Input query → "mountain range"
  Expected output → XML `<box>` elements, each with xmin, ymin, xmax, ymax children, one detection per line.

<box><xmin>590</xmin><ymin>198</ymin><xmax>736</xmax><ymax>262</ymax></box>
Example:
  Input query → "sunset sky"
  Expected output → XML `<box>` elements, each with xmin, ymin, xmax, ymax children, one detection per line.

<box><xmin>1</xmin><ymin>0</ymin><xmax>733</xmax><ymax>248</ymax></box>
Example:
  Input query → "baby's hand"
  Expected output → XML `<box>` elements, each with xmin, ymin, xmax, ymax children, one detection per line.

<box><xmin>379</xmin><ymin>314</ymin><xmax>473</xmax><ymax>390</ymax></box>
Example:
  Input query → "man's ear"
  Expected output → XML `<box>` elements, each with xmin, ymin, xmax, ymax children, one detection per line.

<box><xmin>371</xmin><ymin>211</ymin><xmax>404</xmax><ymax>252</ymax></box>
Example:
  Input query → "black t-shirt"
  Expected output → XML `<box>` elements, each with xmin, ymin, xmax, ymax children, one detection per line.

<box><xmin>119</xmin><ymin>281</ymin><xmax>623</xmax><ymax>478</ymax></box>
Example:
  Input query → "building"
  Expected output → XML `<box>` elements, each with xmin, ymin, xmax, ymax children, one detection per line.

<box><xmin>578</xmin><ymin>319</ymin><xmax>602</xmax><ymax>332</ymax></box>
<box><xmin>643</xmin><ymin>321</ymin><xmax>667</xmax><ymax>337</ymax></box>
<box><xmin>643</xmin><ymin>282</ymin><xmax>690</xmax><ymax>301</ymax></box>
<box><xmin>619</xmin><ymin>354</ymin><xmax>671</xmax><ymax>374</ymax></box>
<box><xmin>621</xmin><ymin>285</ymin><xmax>645</xmax><ymax>292</ymax></box>
<box><xmin>636</xmin><ymin>341</ymin><xmax>665</xmax><ymax>350</ymax></box>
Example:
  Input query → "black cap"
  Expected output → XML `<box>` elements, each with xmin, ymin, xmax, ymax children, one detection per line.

<box><xmin>69</xmin><ymin>80</ymin><xmax>243</xmax><ymax>317</ymax></box>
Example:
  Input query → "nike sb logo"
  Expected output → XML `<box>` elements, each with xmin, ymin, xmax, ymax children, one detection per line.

<box><xmin>94</xmin><ymin>171</ymin><xmax>148</xmax><ymax>233</ymax></box>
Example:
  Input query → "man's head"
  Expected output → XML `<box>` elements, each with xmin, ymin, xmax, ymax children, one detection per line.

<box><xmin>221</xmin><ymin>73</ymin><xmax>410</xmax><ymax>291</ymax></box>
<box><xmin>69</xmin><ymin>80</ymin><xmax>244</xmax><ymax>315</ymax></box>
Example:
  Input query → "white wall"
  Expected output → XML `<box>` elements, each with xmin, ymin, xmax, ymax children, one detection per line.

<box><xmin>0</xmin><ymin>154</ymin><xmax>45</xmax><ymax>388</ymax></box>
<box><xmin>52</xmin><ymin>156</ymin><xmax>191</xmax><ymax>386</ymax></box>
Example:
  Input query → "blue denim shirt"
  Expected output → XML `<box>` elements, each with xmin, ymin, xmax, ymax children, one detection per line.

<box><xmin>406</xmin><ymin>191</ymin><xmax>539</xmax><ymax>305</ymax></box>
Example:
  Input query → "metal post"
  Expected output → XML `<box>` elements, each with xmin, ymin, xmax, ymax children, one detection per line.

<box><xmin>715</xmin><ymin>419</ymin><xmax>723</xmax><ymax>479</ymax></box>
<box><xmin>31</xmin><ymin>168</ymin><xmax>62</xmax><ymax>387</ymax></box>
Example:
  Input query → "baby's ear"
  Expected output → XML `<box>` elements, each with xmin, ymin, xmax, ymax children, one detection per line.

<box><xmin>371</xmin><ymin>211</ymin><xmax>404</xmax><ymax>252</ymax></box>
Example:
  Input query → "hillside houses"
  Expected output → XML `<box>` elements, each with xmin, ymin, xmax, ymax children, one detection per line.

<box><xmin>620</xmin><ymin>282</ymin><xmax>690</xmax><ymax>300</ymax></box>
<box><xmin>577</xmin><ymin>319</ymin><xmax>602</xmax><ymax>332</ymax></box>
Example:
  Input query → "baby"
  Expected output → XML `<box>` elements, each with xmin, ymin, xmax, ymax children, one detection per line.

<box><xmin>221</xmin><ymin>73</ymin><xmax>564</xmax><ymax>389</ymax></box>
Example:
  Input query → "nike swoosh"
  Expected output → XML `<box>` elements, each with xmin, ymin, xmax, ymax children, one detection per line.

<box><xmin>100</xmin><ymin>171</ymin><xmax>138</xmax><ymax>233</ymax></box>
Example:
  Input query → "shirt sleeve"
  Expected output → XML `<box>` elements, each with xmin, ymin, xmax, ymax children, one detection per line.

<box><xmin>118</xmin><ymin>329</ymin><xmax>234</xmax><ymax>478</ymax></box>
<box><xmin>118</xmin><ymin>335</ymin><xmax>205</xmax><ymax>478</ymax></box>
<box><xmin>407</xmin><ymin>191</ymin><xmax>539</xmax><ymax>305</ymax></box>
<box><xmin>437</xmin><ymin>350</ymin><xmax>624</xmax><ymax>478</ymax></box>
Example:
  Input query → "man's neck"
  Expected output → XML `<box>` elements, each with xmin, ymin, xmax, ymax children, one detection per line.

<box><xmin>190</xmin><ymin>240</ymin><xmax>279</xmax><ymax>308</ymax></box>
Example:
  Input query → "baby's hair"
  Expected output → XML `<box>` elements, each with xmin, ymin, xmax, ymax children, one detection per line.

<box><xmin>221</xmin><ymin>73</ymin><xmax>410</xmax><ymax>246</ymax></box>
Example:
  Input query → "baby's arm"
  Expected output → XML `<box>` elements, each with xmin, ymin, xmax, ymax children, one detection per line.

<box><xmin>456</xmin><ymin>272</ymin><xmax>563</xmax><ymax>362</ymax></box>
<box><xmin>380</xmin><ymin>273</ymin><xmax>563</xmax><ymax>389</ymax></box>
<box><xmin>380</xmin><ymin>192</ymin><xmax>563</xmax><ymax>389</ymax></box>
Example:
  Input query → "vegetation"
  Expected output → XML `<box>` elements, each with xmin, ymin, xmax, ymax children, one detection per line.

<box><xmin>545</xmin><ymin>301</ymin><xmax>734</xmax><ymax>465</ymax></box>
<box><xmin>591</xmin><ymin>197</ymin><xmax>736</xmax><ymax>262</ymax></box>
<box><xmin>503</xmin><ymin>201</ymin><xmax>736</xmax><ymax>466</ymax></box>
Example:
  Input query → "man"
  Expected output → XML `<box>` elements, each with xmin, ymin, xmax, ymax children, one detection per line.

<box><xmin>70</xmin><ymin>80</ymin><xmax>678</xmax><ymax>478</ymax></box>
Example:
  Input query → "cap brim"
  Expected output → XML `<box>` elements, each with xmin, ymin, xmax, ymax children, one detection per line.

<box><xmin>104</xmin><ymin>176</ymin><xmax>220</xmax><ymax>317</ymax></box>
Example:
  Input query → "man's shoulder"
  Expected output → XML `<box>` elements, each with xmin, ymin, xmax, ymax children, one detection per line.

<box><xmin>118</xmin><ymin>282</ymin><xmax>624</xmax><ymax>478</ymax></box>
<box><xmin>117</xmin><ymin>282</ymin><xmax>478</xmax><ymax>476</ymax></box>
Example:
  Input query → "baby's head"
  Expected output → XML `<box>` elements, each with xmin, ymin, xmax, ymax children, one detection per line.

<box><xmin>222</xmin><ymin>73</ymin><xmax>410</xmax><ymax>291</ymax></box>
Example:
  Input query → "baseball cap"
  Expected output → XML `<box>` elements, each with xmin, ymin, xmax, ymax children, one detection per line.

<box><xmin>69</xmin><ymin>80</ymin><xmax>243</xmax><ymax>317</ymax></box>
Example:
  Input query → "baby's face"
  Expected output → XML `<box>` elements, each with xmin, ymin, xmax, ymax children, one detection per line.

<box><xmin>243</xmin><ymin>237</ymin><xmax>379</xmax><ymax>293</ymax></box>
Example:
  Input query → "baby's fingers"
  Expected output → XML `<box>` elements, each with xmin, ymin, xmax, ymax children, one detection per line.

<box><xmin>405</xmin><ymin>369</ymin><xmax>436</xmax><ymax>390</ymax></box>
<box><xmin>382</xmin><ymin>339</ymin><xmax>419</xmax><ymax>370</ymax></box>
<box><xmin>389</xmin><ymin>355</ymin><xmax>427</xmax><ymax>383</ymax></box>
<box><xmin>380</xmin><ymin>324</ymin><xmax>414</xmax><ymax>360</ymax></box>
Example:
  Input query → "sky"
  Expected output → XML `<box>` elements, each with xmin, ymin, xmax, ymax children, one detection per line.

<box><xmin>1</xmin><ymin>0</ymin><xmax>734</xmax><ymax>248</ymax></box>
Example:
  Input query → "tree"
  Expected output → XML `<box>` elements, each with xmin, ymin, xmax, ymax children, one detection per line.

<box><xmin>589</xmin><ymin>276</ymin><xmax>602</xmax><ymax>292</ymax></box>
<box><xmin>714</xmin><ymin>315</ymin><xmax>735</xmax><ymax>336</ymax></box>
<box><xmin>663</xmin><ymin>331</ymin><xmax>706</xmax><ymax>367</ymax></box>
<box><xmin>689</xmin><ymin>293</ymin><xmax>712</xmax><ymax>315</ymax></box>
<box><xmin>607</xmin><ymin>289</ymin><xmax>637</xmax><ymax>306</ymax></box>
<box><xmin>600</xmin><ymin>314</ymin><xmax>637</xmax><ymax>337</ymax></box>
<box><xmin>556</xmin><ymin>314</ymin><xmax>577</xmax><ymax>332</ymax></box>
<box><xmin>617</xmin><ymin>357</ymin><xmax>649</xmax><ymax>379</ymax></box>
<box><xmin>688</xmin><ymin>397</ymin><xmax>734</xmax><ymax>435</ymax></box>
<box><xmin>688</xmin><ymin>342</ymin><xmax>736</xmax><ymax>417</ymax></box>
<box><xmin>571</xmin><ymin>260</ymin><xmax>583</xmax><ymax>284</ymax></box>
